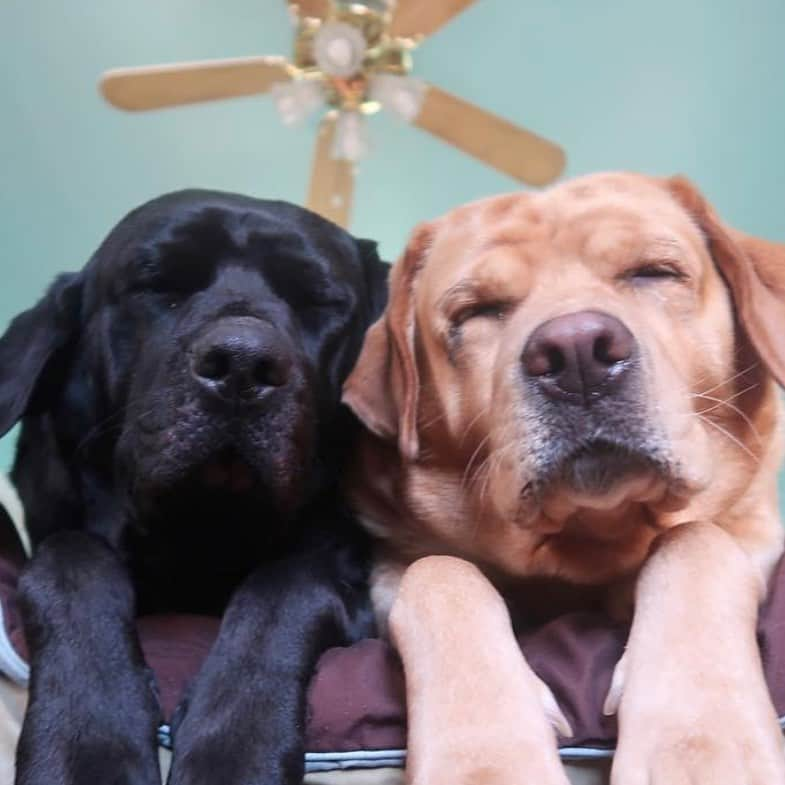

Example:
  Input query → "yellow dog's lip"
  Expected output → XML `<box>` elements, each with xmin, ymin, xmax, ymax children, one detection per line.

<box><xmin>534</xmin><ymin>468</ymin><xmax>668</xmax><ymax>523</ymax></box>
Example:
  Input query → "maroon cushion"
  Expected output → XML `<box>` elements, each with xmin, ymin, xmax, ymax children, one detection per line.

<box><xmin>137</xmin><ymin>615</ymin><xmax>222</xmax><ymax>722</ymax></box>
<box><xmin>307</xmin><ymin>639</ymin><xmax>406</xmax><ymax>752</ymax></box>
<box><xmin>1</xmin><ymin>550</ymin><xmax>784</xmax><ymax>751</ymax></box>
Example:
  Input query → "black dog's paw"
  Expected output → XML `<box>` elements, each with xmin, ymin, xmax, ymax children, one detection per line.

<box><xmin>16</xmin><ymin>712</ymin><xmax>162</xmax><ymax>785</ymax></box>
<box><xmin>167</xmin><ymin>728</ymin><xmax>303</xmax><ymax>785</ymax></box>
<box><xmin>16</xmin><ymin>728</ymin><xmax>162</xmax><ymax>785</ymax></box>
<box><xmin>16</xmin><ymin>661</ymin><xmax>162</xmax><ymax>785</ymax></box>
<box><xmin>168</xmin><ymin>744</ymin><xmax>302</xmax><ymax>785</ymax></box>
<box><xmin>167</xmin><ymin>684</ymin><xmax>304</xmax><ymax>785</ymax></box>
<box><xmin>18</xmin><ymin>531</ymin><xmax>137</xmax><ymax>642</ymax></box>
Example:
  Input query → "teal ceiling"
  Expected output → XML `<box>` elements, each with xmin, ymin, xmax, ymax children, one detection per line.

<box><xmin>1</xmin><ymin>0</ymin><xmax>784</xmax><ymax>472</ymax></box>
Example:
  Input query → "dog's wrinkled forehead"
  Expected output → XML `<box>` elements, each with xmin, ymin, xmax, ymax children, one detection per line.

<box><xmin>84</xmin><ymin>190</ymin><xmax>363</xmax><ymax>302</ymax></box>
<box><xmin>422</xmin><ymin>173</ymin><xmax>708</xmax><ymax>292</ymax></box>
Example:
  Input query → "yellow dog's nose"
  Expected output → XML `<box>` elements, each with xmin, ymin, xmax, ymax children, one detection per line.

<box><xmin>521</xmin><ymin>309</ymin><xmax>636</xmax><ymax>403</ymax></box>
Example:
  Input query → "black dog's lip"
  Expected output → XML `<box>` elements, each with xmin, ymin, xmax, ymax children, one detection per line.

<box><xmin>143</xmin><ymin>450</ymin><xmax>264</xmax><ymax>500</ymax></box>
<box><xmin>198</xmin><ymin>440</ymin><xmax>281</xmax><ymax>493</ymax></box>
<box><xmin>201</xmin><ymin>451</ymin><xmax>258</xmax><ymax>493</ymax></box>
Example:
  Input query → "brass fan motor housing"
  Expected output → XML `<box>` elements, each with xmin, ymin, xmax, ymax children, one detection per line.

<box><xmin>292</xmin><ymin>1</ymin><xmax>415</xmax><ymax>114</ymax></box>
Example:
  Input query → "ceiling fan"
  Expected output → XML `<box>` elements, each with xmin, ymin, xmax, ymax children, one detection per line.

<box><xmin>100</xmin><ymin>0</ymin><xmax>566</xmax><ymax>228</ymax></box>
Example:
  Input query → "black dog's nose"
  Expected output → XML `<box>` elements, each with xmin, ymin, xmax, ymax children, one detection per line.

<box><xmin>521</xmin><ymin>310</ymin><xmax>636</xmax><ymax>402</ymax></box>
<box><xmin>191</xmin><ymin>318</ymin><xmax>290</xmax><ymax>404</ymax></box>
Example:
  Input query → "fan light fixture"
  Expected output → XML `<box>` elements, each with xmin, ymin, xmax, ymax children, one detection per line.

<box><xmin>313</xmin><ymin>22</ymin><xmax>367</xmax><ymax>77</ymax></box>
<box><xmin>331</xmin><ymin>110</ymin><xmax>369</xmax><ymax>162</ymax></box>
<box><xmin>271</xmin><ymin>79</ymin><xmax>326</xmax><ymax>126</ymax></box>
<box><xmin>369</xmin><ymin>73</ymin><xmax>425</xmax><ymax>122</ymax></box>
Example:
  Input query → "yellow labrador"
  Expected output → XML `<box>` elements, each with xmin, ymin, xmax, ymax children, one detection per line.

<box><xmin>343</xmin><ymin>173</ymin><xmax>785</xmax><ymax>784</ymax></box>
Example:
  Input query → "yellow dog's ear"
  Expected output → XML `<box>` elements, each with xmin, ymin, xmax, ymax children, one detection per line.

<box><xmin>666</xmin><ymin>176</ymin><xmax>785</xmax><ymax>388</ymax></box>
<box><xmin>342</xmin><ymin>222</ymin><xmax>434</xmax><ymax>462</ymax></box>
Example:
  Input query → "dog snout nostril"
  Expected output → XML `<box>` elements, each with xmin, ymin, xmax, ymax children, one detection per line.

<box><xmin>253</xmin><ymin>357</ymin><xmax>286</xmax><ymax>388</ymax></box>
<box><xmin>547</xmin><ymin>346</ymin><xmax>566</xmax><ymax>375</ymax></box>
<box><xmin>194</xmin><ymin>348</ymin><xmax>231</xmax><ymax>382</ymax></box>
<box><xmin>594</xmin><ymin>334</ymin><xmax>612</xmax><ymax>365</ymax></box>
<box><xmin>523</xmin><ymin>345</ymin><xmax>567</xmax><ymax>377</ymax></box>
<box><xmin>594</xmin><ymin>329</ymin><xmax>634</xmax><ymax>366</ymax></box>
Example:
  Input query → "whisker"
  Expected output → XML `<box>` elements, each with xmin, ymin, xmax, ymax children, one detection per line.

<box><xmin>696</xmin><ymin>363</ymin><xmax>759</xmax><ymax>397</ymax></box>
<box><xmin>420</xmin><ymin>411</ymin><xmax>447</xmax><ymax>431</ymax></box>
<box><xmin>478</xmin><ymin>440</ymin><xmax>518</xmax><ymax>511</ymax></box>
<box><xmin>75</xmin><ymin>412</ymin><xmax>126</xmax><ymax>455</ymax></box>
<box><xmin>460</xmin><ymin>432</ymin><xmax>494</xmax><ymax>493</ymax></box>
<box><xmin>458</xmin><ymin>403</ymin><xmax>493</xmax><ymax>448</ymax></box>
<box><xmin>75</xmin><ymin>398</ymin><xmax>159</xmax><ymax>455</ymax></box>
<box><xmin>697</xmin><ymin>414</ymin><xmax>759</xmax><ymax>463</ymax></box>
<box><xmin>691</xmin><ymin>386</ymin><xmax>762</xmax><ymax>443</ymax></box>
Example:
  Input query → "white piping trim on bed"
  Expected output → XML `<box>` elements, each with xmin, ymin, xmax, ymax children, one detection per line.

<box><xmin>157</xmin><ymin>717</ymin><xmax>785</xmax><ymax>772</ymax></box>
<box><xmin>302</xmin><ymin>717</ymin><xmax>785</xmax><ymax>772</ymax></box>
<box><xmin>0</xmin><ymin>473</ymin><xmax>31</xmax><ymax>558</ymax></box>
<box><xmin>300</xmin><ymin>747</ymin><xmax>620</xmax><ymax>772</ymax></box>
<box><xmin>305</xmin><ymin>750</ymin><xmax>407</xmax><ymax>772</ymax></box>
<box><xmin>0</xmin><ymin>473</ymin><xmax>32</xmax><ymax>684</ymax></box>
<box><xmin>0</xmin><ymin>598</ymin><xmax>29</xmax><ymax>685</ymax></box>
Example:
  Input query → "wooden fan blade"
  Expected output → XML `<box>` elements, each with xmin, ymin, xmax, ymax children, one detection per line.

<box><xmin>413</xmin><ymin>85</ymin><xmax>566</xmax><ymax>186</ymax></box>
<box><xmin>389</xmin><ymin>0</ymin><xmax>477</xmax><ymax>39</ymax></box>
<box><xmin>287</xmin><ymin>0</ymin><xmax>330</xmax><ymax>20</ymax></box>
<box><xmin>100</xmin><ymin>56</ymin><xmax>293</xmax><ymax>111</ymax></box>
<box><xmin>307</xmin><ymin>113</ymin><xmax>355</xmax><ymax>228</ymax></box>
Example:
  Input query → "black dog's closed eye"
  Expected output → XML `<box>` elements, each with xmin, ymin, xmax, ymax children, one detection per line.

<box><xmin>130</xmin><ymin>254</ymin><xmax>217</xmax><ymax>304</ymax></box>
<box><xmin>0</xmin><ymin>190</ymin><xmax>388</xmax><ymax>785</ymax></box>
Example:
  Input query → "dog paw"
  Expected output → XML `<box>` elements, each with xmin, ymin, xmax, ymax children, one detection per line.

<box><xmin>409</xmin><ymin>745</ymin><xmax>572</xmax><ymax>785</ymax></box>
<box><xmin>167</xmin><ymin>733</ymin><xmax>302</xmax><ymax>785</ymax></box>
<box><xmin>407</xmin><ymin>679</ymin><xmax>572</xmax><ymax>785</ymax></box>
<box><xmin>167</xmin><ymin>685</ymin><xmax>304</xmax><ymax>785</ymax></box>
<box><xmin>16</xmin><ymin>655</ymin><xmax>161</xmax><ymax>785</ymax></box>
<box><xmin>16</xmin><ymin>730</ymin><xmax>161</xmax><ymax>785</ymax></box>
<box><xmin>610</xmin><ymin>688</ymin><xmax>785</xmax><ymax>785</ymax></box>
<box><xmin>612</xmin><ymin>727</ymin><xmax>785</xmax><ymax>785</ymax></box>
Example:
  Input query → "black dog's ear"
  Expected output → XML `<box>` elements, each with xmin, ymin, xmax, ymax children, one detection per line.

<box><xmin>0</xmin><ymin>272</ymin><xmax>83</xmax><ymax>437</ymax></box>
<box><xmin>356</xmin><ymin>238</ymin><xmax>390</xmax><ymax>324</ymax></box>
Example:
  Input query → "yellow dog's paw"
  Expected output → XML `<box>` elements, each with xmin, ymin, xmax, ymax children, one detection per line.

<box><xmin>409</xmin><ymin>743</ymin><xmax>572</xmax><ymax>785</ymax></box>
<box><xmin>610</xmin><ymin>701</ymin><xmax>785</xmax><ymax>785</ymax></box>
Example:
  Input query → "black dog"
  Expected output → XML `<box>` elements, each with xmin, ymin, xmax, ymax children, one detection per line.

<box><xmin>0</xmin><ymin>191</ymin><xmax>387</xmax><ymax>785</ymax></box>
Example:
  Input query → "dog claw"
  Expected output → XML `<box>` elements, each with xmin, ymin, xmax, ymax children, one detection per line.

<box><xmin>603</xmin><ymin>652</ymin><xmax>627</xmax><ymax>716</ymax></box>
<box><xmin>536</xmin><ymin>676</ymin><xmax>573</xmax><ymax>738</ymax></box>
